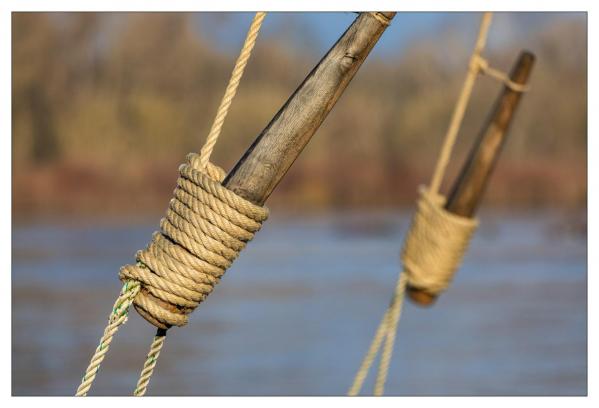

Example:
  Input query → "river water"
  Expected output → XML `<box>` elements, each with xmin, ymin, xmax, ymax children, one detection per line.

<box><xmin>12</xmin><ymin>211</ymin><xmax>587</xmax><ymax>395</ymax></box>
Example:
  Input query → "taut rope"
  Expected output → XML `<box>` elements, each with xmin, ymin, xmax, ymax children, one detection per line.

<box><xmin>76</xmin><ymin>12</ymin><xmax>267</xmax><ymax>396</ymax></box>
<box><xmin>134</xmin><ymin>329</ymin><xmax>167</xmax><ymax>396</ymax></box>
<box><xmin>349</xmin><ymin>12</ymin><xmax>528</xmax><ymax>396</ymax></box>
<box><xmin>75</xmin><ymin>281</ymin><xmax>140</xmax><ymax>396</ymax></box>
<box><xmin>196</xmin><ymin>11</ymin><xmax>266</xmax><ymax>170</ymax></box>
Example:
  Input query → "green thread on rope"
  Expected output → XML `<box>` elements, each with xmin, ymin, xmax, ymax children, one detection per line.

<box><xmin>76</xmin><ymin>12</ymin><xmax>268</xmax><ymax>396</ymax></box>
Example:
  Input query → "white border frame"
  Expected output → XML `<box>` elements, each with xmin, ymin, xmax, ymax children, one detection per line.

<box><xmin>2</xmin><ymin>1</ymin><xmax>593</xmax><ymax>405</ymax></box>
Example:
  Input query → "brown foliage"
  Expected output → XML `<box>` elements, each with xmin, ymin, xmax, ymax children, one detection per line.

<box><xmin>12</xmin><ymin>13</ymin><xmax>587</xmax><ymax>219</ymax></box>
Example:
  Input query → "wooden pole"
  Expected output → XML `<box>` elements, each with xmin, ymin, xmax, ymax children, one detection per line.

<box><xmin>140</xmin><ymin>12</ymin><xmax>395</xmax><ymax>331</ymax></box>
<box><xmin>223</xmin><ymin>12</ymin><xmax>396</xmax><ymax>205</ymax></box>
<box><xmin>407</xmin><ymin>50</ymin><xmax>536</xmax><ymax>306</ymax></box>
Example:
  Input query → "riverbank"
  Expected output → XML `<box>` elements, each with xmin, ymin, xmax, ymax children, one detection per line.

<box><xmin>12</xmin><ymin>154</ymin><xmax>587</xmax><ymax>223</ymax></box>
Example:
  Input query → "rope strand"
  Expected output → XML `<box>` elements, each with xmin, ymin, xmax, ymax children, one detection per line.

<box><xmin>348</xmin><ymin>307</ymin><xmax>391</xmax><ymax>395</ymax></box>
<box><xmin>134</xmin><ymin>329</ymin><xmax>168</xmax><ymax>396</ymax></box>
<box><xmin>374</xmin><ymin>273</ymin><xmax>407</xmax><ymax>395</ymax></box>
<box><xmin>76</xmin><ymin>281</ymin><xmax>140</xmax><ymax>396</ymax></box>
<box><xmin>77</xmin><ymin>12</ymin><xmax>267</xmax><ymax>396</ymax></box>
<box><xmin>349</xmin><ymin>12</ymin><xmax>498</xmax><ymax>396</ymax></box>
<box><xmin>348</xmin><ymin>273</ymin><xmax>407</xmax><ymax>395</ymax></box>
<box><xmin>429</xmin><ymin>12</ymin><xmax>493</xmax><ymax>194</ymax></box>
<box><xmin>128</xmin><ymin>12</ymin><xmax>266</xmax><ymax>395</ymax></box>
<box><xmin>196</xmin><ymin>11</ymin><xmax>266</xmax><ymax>170</ymax></box>
<box><xmin>476</xmin><ymin>55</ymin><xmax>530</xmax><ymax>92</ymax></box>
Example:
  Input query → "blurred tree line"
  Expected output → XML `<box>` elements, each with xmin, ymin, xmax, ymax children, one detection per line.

<box><xmin>12</xmin><ymin>13</ymin><xmax>587</xmax><ymax>219</ymax></box>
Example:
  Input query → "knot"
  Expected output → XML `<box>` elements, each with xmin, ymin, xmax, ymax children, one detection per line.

<box><xmin>120</xmin><ymin>153</ymin><xmax>269</xmax><ymax>329</ymax></box>
<box><xmin>471</xmin><ymin>54</ymin><xmax>530</xmax><ymax>93</ymax></box>
<box><xmin>469</xmin><ymin>54</ymin><xmax>488</xmax><ymax>74</ymax></box>
<box><xmin>400</xmin><ymin>186</ymin><xmax>478</xmax><ymax>296</ymax></box>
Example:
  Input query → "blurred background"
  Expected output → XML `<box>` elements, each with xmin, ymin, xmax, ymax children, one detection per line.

<box><xmin>12</xmin><ymin>12</ymin><xmax>587</xmax><ymax>395</ymax></box>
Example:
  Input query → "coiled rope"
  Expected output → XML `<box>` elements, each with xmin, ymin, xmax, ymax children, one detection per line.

<box><xmin>76</xmin><ymin>11</ymin><xmax>267</xmax><ymax>397</ymax></box>
<box><xmin>348</xmin><ymin>12</ymin><xmax>528</xmax><ymax>396</ymax></box>
<box><xmin>119</xmin><ymin>157</ymin><xmax>268</xmax><ymax>330</ymax></box>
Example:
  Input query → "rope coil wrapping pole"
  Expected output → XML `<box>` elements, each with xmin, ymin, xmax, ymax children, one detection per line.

<box><xmin>76</xmin><ymin>12</ymin><xmax>267</xmax><ymax>397</ymax></box>
<box><xmin>120</xmin><ymin>156</ymin><xmax>269</xmax><ymax>329</ymax></box>
<box><xmin>349</xmin><ymin>12</ymin><xmax>502</xmax><ymax>396</ymax></box>
<box><xmin>128</xmin><ymin>156</ymin><xmax>267</xmax><ymax>396</ymax></box>
<box><xmin>401</xmin><ymin>187</ymin><xmax>478</xmax><ymax>295</ymax></box>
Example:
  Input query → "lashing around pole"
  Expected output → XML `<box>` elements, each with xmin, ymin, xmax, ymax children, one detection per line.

<box><xmin>76</xmin><ymin>12</ymin><xmax>268</xmax><ymax>397</ymax></box>
<box><xmin>76</xmin><ymin>11</ymin><xmax>396</xmax><ymax>397</ymax></box>
<box><xmin>349</xmin><ymin>12</ymin><xmax>534</xmax><ymax>396</ymax></box>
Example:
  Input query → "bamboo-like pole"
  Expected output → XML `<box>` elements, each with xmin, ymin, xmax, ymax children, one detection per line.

<box><xmin>407</xmin><ymin>50</ymin><xmax>536</xmax><ymax>306</ymax></box>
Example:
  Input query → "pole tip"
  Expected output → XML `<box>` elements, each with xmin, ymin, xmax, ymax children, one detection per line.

<box><xmin>519</xmin><ymin>50</ymin><xmax>536</xmax><ymax>64</ymax></box>
<box><xmin>407</xmin><ymin>286</ymin><xmax>438</xmax><ymax>307</ymax></box>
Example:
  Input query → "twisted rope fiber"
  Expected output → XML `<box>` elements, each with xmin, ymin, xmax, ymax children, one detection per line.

<box><xmin>134</xmin><ymin>329</ymin><xmax>167</xmax><ymax>396</ymax></box>
<box><xmin>401</xmin><ymin>187</ymin><xmax>478</xmax><ymax>294</ymax></box>
<box><xmin>429</xmin><ymin>12</ymin><xmax>493</xmax><ymax>194</ymax></box>
<box><xmin>474</xmin><ymin>55</ymin><xmax>530</xmax><ymax>93</ymax></box>
<box><xmin>197</xmin><ymin>11</ymin><xmax>266</xmax><ymax>170</ymax></box>
<box><xmin>349</xmin><ymin>12</ymin><xmax>496</xmax><ymax>396</ymax></box>
<box><xmin>75</xmin><ymin>281</ymin><xmax>141</xmax><ymax>396</ymax></box>
<box><xmin>120</xmin><ymin>155</ymin><xmax>269</xmax><ymax>330</ymax></box>
<box><xmin>348</xmin><ymin>273</ymin><xmax>407</xmax><ymax>396</ymax></box>
<box><xmin>76</xmin><ymin>12</ymin><xmax>267</xmax><ymax>396</ymax></box>
<box><xmin>348</xmin><ymin>191</ymin><xmax>478</xmax><ymax>396</ymax></box>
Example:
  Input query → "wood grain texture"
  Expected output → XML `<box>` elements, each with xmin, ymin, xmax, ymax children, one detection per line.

<box><xmin>136</xmin><ymin>13</ymin><xmax>394</xmax><ymax>333</ymax></box>
<box><xmin>407</xmin><ymin>50</ymin><xmax>536</xmax><ymax>306</ymax></box>
<box><xmin>223</xmin><ymin>12</ymin><xmax>396</xmax><ymax>205</ymax></box>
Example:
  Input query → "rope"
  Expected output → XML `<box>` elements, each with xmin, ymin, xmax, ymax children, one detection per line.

<box><xmin>348</xmin><ymin>190</ymin><xmax>478</xmax><ymax>396</ymax></box>
<box><xmin>133</xmin><ymin>329</ymin><xmax>167</xmax><ymax>396</ymax></box>
<box><xmin>401</xmin><ymin>187</ymin><xmax>478</xmax><ymax>295</ymax></box>
<box><xmin>348</xmin><ymin>11</ymin><xmax>503</xmax><ymax>396</ymax></box>
<box><xmin>373</xmin><ymin>273</ymin><xmax>406</xmax><ymax>395</ymax></box>
<box><xmin>75</xmin><ymin>281</ymin><xmax>141</xmax><ymax>396</ymax></box>
<box><xmin>196</xmin><ymin>11</ymin><xmax>266</xmax><ymax>170</ymax></box>
<box><xmin>429</xmin><ymin>12</ymin><xmax>493</xmax><ymax>194</ymax></box>
<box><xmin>348</xmin><ymin>273</ymin><xmax>407</xmax><ymax>396</ymax></box>
<box><xmin>76</xmin><ymin>12</ymin><xmax>267</xmax><ymax>396</ymax></box>
<box><xmin>120</xmin><ymin>155</ymin><xmax>269</xmax><ymax>329</ymax></box>
<box><xmin>475</xmin><ymin>55</ymin><xmax>530</xmax><ymax>92</ymax></box>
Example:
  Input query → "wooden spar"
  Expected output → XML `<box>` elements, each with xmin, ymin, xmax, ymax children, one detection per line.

<box><xmin>223</xmin><ymin>12</ymin><xmax>396</xmax><ymax>205</ymax></box>
<box><xmin>407</xmin><ymin>50</ymin><xmax>536</xmax><ymax>306</ymax></box>
<box><xmin>132</xmin><ymin>12</ymin><xmax>394</xmax><ymax>332</ymax></box>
